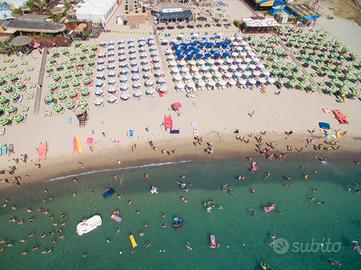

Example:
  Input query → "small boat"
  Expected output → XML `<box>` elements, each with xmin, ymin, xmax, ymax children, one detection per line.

<box><xmin>150</xmin><ymin>186</ymin><xmax>158</xmax><ymax>194</ymax></box>
<box><xmin>263</xmin><ymin>203</ymin><xmax>276</xmax><ymax>213</ymax></box>
<box><xmin>129</xmin><ymin>234</ymin><xmax>137</xmax><ymax>249</ymax></box>
<box><xmin>250</xmin><ymin>161</ymin><xmax>258</xmax><ymax>172</ymax></box>
<box><xmin>173</xmin><ymin>216</ymin><xmax>184</xmax><ymax>229</ymax></box>
<box><xmin>210</xmin><ymin>235</ymin><xmax>220</xmax><ymax>249</ymax></box>
<box><xmin>111</xmin><ymin>211</ymin><xmax>122</xmax><ymax>223</ymax></box>
<box><xmin>103</xmin><ymin>187</ymin><xmax>115</xmax><ymax>198</ymax></box>
<box><xmin>76</xmin><ymin>215</ymin><xmax>102</xmax><ymax>236</ymax></box>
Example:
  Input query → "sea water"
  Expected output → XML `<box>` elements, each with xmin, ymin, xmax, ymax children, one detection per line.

<box><xmin>0</xmin><ymin>157</ymin><xmax>360</xmax><ymax>270</ymax></box>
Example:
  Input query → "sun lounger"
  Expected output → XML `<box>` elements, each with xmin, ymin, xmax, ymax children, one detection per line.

<box><xmin>0</xmin><ymin>128</ymin><xmax>5</xmax><ymax>136</ymax></box>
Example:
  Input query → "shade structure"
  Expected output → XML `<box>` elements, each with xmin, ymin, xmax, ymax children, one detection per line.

<box><xmin>107</xmin><ymin>95</ymin><xmax>118</xmax><ymax>103</ymax></box>
<box><xmin>10</xmin><ymin>36</ymin><xmax>32</xmax><ymax>47</ymax></box>
<box><xmin>94</xmin><ymin>98</ymin><xmax>104</xmax><ymax>106</ymax></box>
<box><xmin>75</xmin><ymin>0</ymin><xmax>118</xmax><ymax>23</ymax></box>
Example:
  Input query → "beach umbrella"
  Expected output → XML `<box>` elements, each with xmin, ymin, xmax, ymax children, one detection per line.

<box><xmin>94</xmin><ymin>98</ymin><xmax>104</xmax><ymax>106</ymax></box>
<box><xmin>13</xmin><ymin>114</ymin><xmax>23</xmax><ymax>123</ymax></box>
<box><xmin>145</xmin><ymin>80</ymin><xmax>153</xmax><ymax>86</ymax></box>
<box><xmin>120</xmin><ymin>76</ymin><xmax>127</xmax><ymax>82</ymax></box>
<box><xmin>171</xmin><ymin>102</ymin><xmax>182</xmax><ymax>111</ymax></box>
<box><xmin>7</xmin><ymin>74</ymin><xmax>17</xmax><ymax>81</ymax></box>
<box><xmin>53</xmin><ymin>103</ymin><xmax>63</xmax><ymax>113</ymax></box>
<box><xmin>78</xmin><ymin>99</ymin><xmax>88</xmax><ymax>108</ymax></box>
<box><xmin>133</xmin><ymin>82</ymin><xmax>141</xmax><ymax>89</ymax></box>
<box><xmin>72</xmin><ymin>80</ymin><xmax>80</xmax><ymax>87</ymax></box>
<box><xmin>217</xmin><ymin>80</ymin><xmax>226</xmax><ymax>87</ymax></box>
<box><xmin>10</xmin><ymin>92</ymin><xmax>20</xmax><ymax>100</ymax></box>
<box><xmin>120</xmin><ymin>84</ymin><xmax>128</xmax><ymax>91</ymax></box>
<box><xmin>69</xmin><ymin>89</ymin><xmax>78</xmax><ymax>98</ymax></box>
<box><xmin>57</xmin><ymin>92</ymin><xmax>67</xmax><ymax>100</ymax></box>
<box><xmin>60</xmin><ymin>81</ymin><xmax>69</xmax><ymax>89</ymax></box>
<box><xmin>81</xmin><ymin>88</ymin><xmax>90</xmax><ymax>96</ymax></box>
<box><xmin>85</xmin><ymin>69</ymin><xmax>93</xmax><ymax>76</ymax></box>
<box><xmin>64</xmin><ymin>71</ymin><xmax>72</xmax><ymax>79</ymax></box>
<box><xmin>46</xmin><ymin>66</ymin><xmax>53</xmax><ymax>73</ymax></box>
<box><xmin>66</xmin><ymin>102</ymin><xmax>74</xmax><ymax>110</ymax></box>
<box><xmin>2</xmin><ymin>85</ymin><xmax>12</xmax><ymax>93</ymax></box>
<box><xmin>107</xmin><ymin>87</ymin><xmax>116</xmax><ymax>94</ymax></box>
<box><xmin>75</xmin><ymin>71</ymin><xmax>83</xmax><ymax>77</ymax></box>
<box><xmin>228</xmin><ymin>79</ymin><xmax>237</xmax><ymax>86</ymax></box>
<box><xmin>0</xmin><ymin>118</ymin><xmax>10</xmax><ymax>126</ymax></box>
<box><xmin>0</xmin><ymin>95</ymin><xmax>7</xmax><ymax>104</ymax></box>
<box><xmin>248</xmin><ymin>78</ymin><xmax>257</xmax><ymax>85</ymax></box>
<box><xmin>108</xmin><ymin>79</ymin><xmax>116</xmax><ymax>85</ymax></box>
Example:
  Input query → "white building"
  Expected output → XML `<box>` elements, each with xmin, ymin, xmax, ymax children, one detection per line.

<box><xmin>75</xmin><ymin>0</ymin><xmax>118</xmax><ymax>24</ymax></box>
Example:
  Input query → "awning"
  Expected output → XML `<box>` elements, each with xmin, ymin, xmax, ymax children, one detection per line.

<box><xmin>156</xmin><ymin>9</ymin><xmax>192</xmax><ymax>20</ymax></box>
<box><xmin>10</xmin><ymin>35</ymin><xmax>32</xmax><ymax>46</ymax></box>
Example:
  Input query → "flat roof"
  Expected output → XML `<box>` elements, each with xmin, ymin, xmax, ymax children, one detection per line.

<box><xmin>156</xmin><ymin>9</ymin><xmax>192</xmax><ymax>20</ymax></box>
<box><xmin>286</xmin><ymin>3</ymin><xmax>320</xmax><ymax>19</ymax></box>
<box><xmin>1</xmin><ymin>19</ymin><xmax>66</xmax><ymax>33</ymax></box>
<box><xmin>243</xmin><ymin>17</ymin><xmax>279</xmax><ymax>27</ymax></box>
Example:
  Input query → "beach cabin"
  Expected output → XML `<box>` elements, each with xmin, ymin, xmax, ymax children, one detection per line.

<box><xmin>285</xmin><ymin>3</ymin><xmax>320</xmax><ymax>26</ymax></box>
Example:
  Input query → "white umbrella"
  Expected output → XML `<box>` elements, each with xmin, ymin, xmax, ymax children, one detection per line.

<box><xmin>249</xmin><ymin>64</ymin><xmax>257</xmax><ymax>70</ymax></box>
<box><xmin>119</xmin><ymin>69</ymin><xmax>127</xmax><ymax>74</ymax></box>
<box><xmin>173</xmin><ymin>74</ymin><xmax>182</xmax><ymax>81</ymax></box>
<box><xmin>133</xmin><ymin>89</ymin><xmax>143</xmax><ymax>98</ymax></box>
<box><xmin>152</xmin><ymin>57</ymin><xmax>160</xmax><ymax>62</ymax></box>
<box><xmin>108</xmin><ymin>79</ymin><xmax>116</xmax><ymax>85</ymax></box>
<box><xmin>253</xmin><ymin>70</ymin><xmax>261</xmax><ymax>76</ymax></box>
<box><xmin>232</xmin><ymin>52</ymin><xmax>239</xmax><ymax>58</ymax></box>
<box><xmin>206</xmin><ymin>59</ymin><xmax>215</xmax><ymax>65</ymax></box>
<box><xmin>108</xmin><ymin>71</ymin><xmax>116</xmax><ymax>77</ymax></box>
<box><xmin>267</xmin><ymin>77</ymin><xmax>276</xmax><ymax>83</ymax></box>
<box><xmin>157</xmin><ymin>77</ymin><xmax>165</xmax><ymax>84</ymax></box>
<box><xmin>95</xmin><ymin>80</ymin><xmax>104</xmax><ymax>87</ymax></box>
<box><xmin>120</xmin><ymin>84</ymin><xmax>128</xmax><ymax>90</ymax></box>
<box><xmin>213</xmin><ymin>71</ymin><xmax>222</xmax><ymax>78</ymax></box>
<box><xmin>218</xmin><ymin>80</ymin><xmax>226</xmax><ymax>86</ymax></box>
<box><xmin>239</xmin><ymin>79</ymin><xmax>247</xmax><ymax>85</ymax></box>
<box><xmin>252</xmin><ymin>57</ymin><xmax>260</xmax><ymax>63</ymax></box>
<box><xmin>197</xmin><ymin>59</ymin><xmax>205</xmax><ymax>66</ymax></box>
<box><xmin>142</xmin><ymin>65</ymin><xmax>150</xmax><ymax>71</ymax></box>
<box><xmin>233</xmin><ymin>71</ymin><xmax>242</xmax><ymax>78</ymax></box>
<box><xmin>159</xmin><ymin>86</ymin><xmax>167</xmax><ymax>93</ymax></box>
<box><xmin>197</xmin><ymin>80</ymin><xmax>206</xmax><ymax>87</ymax></box>
<box><xmin>248</xmin><ymin>78</ymin><xmax>257</xmax><ymax>85</ymax></box>
<box><xmin>244</xmin><ymin>58</ymin><xmax>252</xmax><ymax>63</ymax></box>
<box><xmin>129</xmin><ymin>54</ymin><xmax>136</xmax><ymax>60</ymax></box>
<box><xmin>154</xmin><ymin>63</ymin><xmax>162</xmax><ymax>70</ymax></box>
<box><xmin>120</xmin><ymin>76</ymin><xmax>127</xmax><ymax>82</ymax></box>
<box><xmin>131</xmin><ymin>67</ymin><xmax>139</xmax><ymax>73</ymax></box>
<box><xmin>176</xmin><ymin>82</ymin><xmax>185</xmax><ymax>89</ymax></box>
<box><xmin>240</xmin><ymin>52</ymin><xmax>247</xmax><ymax>57</ymax></box>
<box><xmin>184</xmin><ymin>73</ymin><xmax>192</xmax><ymax>80</ymax></box>
<box><xmin>119</xmin><ymin>55</ymin><xmax>126</xmax><ymax>61</ymax></box>
<box><xmin>187</xmin><ymin>82</ymin><xmax>195</xmax><ymax>89</ymax></box>
<box><xmin>216</xmin><ymin>59</ymin><xmax>224</xmax><ymax>65</ymax></box>
<box><xmin>223</xmin><ymin>72</ymin><xmax>232</xmax><ymax>78</ymax></box>
<box><xmin>97</xmin><ymin>65</ymin><xmax>105</xmax><ymax>71</ymax></box>
<box><xmin>228</xmin><ymin>79</ymin><xmax>237</xmax><ymax>86</ymax></box>
<box><xmin>258</xmin><ymin>64</ymin><xmax>266</xmax><ymax>69</ymax></box>
<box><xmin>155</xmin><ymin>70</ymin><xmax>164</xmax><ymax>77</ymax></box>
<box><xmin>263</xmin><ymin>70</ymin><xmax>270</xmax><ymax>76</ymax></box>
<box><xmin>132</xmin><ymin>74</ymin><xmax>140</xmax><ymax>81</ymax></box>
<box><xmin>191</xmin><ymin>66</ymin><xmax>199</xmax><ymax>72</ymax></box>
<box><xmin>139</xmin><ymin>47</ymin><xmax>146</xmax><ymax>52</ymax></box>
<box><xmin>188</xmin><ymin>60</ymin><xmax>196</xmax><ymax>65</ymax></box>
<box><xmin>143</xmin><ymin>72</ymin><xmax>152</xmax><ymax>78</ymax></box>
<box><xmin>207</xmin><ymin>80</ymin><xmax>215</xmax><ymax>87</ymax></box>
<box><xmin>95</xmin><ymin>89</ymin><xmax>104</xmax><ymax>96</ymax></box>
<box><xmin>94</xmin><ymin>98</ymin><xmax>104</xmax><ymax>106</ymax></box>
<box><xmin>133</xmin><ymin>82</ymin><xmax>141</xmax><ymax>88</ymax></box>
<box><xmin>145</xmin><ymin>80</ymin><xmax>154</xmax><ymax>86</ymax></box>
<box><xmin>107</xmin><ymin>64</ymin><xmax>116</xmax><ymax>69</ymax></box>
<box><xmin>96</xmin><ymin>73</ymin><xmax>105</xmax><ymax>79</ymax></box>
<box><xmin>178</xmin><ymin>60</ymin><xmax>187</xmax><ymax>66</ymax></box>
<box><xmin>141</xmin><ymin>59</ymin><xmax>149</xmax><ymax>65</ymax></box>
<box><xmin>239</xmin><ymin>64</ymin><xmax>247</xmax><ymax>70</ymax></box>
<box><xmin>229</xmin><ymin>65</ymin><xmax>237</xmax><ymax>71</ymax></box>
<box><xmin>194</xmin><ymin>73</ymin><xmax>202</xmax><ymax>80</ymax></box>
<box><xmin>97</xmin><ymin>59</ymin><xmax>105</xmax><ymax>65</ymax></box>
<box><xmin>170</xmin><ymin>67</ymin><xmax>179</xmax><ymax>73</ymax></box>
<box><xmin>146</xmin><ymin>88</ymin><xmax>155</xmax><ymax>96</ymax></box>
<box><xmin>180</xmin><ymin>67</ymin><xmax>188</xmax><ymax>73</ymax></box>
<box><xmin>164</xmin><ymin>48</ymin><xmax>172</xmax><ymax>55</ymax></box>
<box><xmin>108</xmin><ymin>57</ymin><xmax>115</xmax><ymax>63</ymax></box>
<box><xmin>211</xmin><ymin>65</ymin><xmax>219</xmax><ymax>71</ymax></box>
<box><xmin>225</xmin><ymin>59</ymin><xmax>233</xmax><ymax>65</ymax></box>
<box><xmin>244</xmin><ymin>71</ymin><xmax>252</xmax><ymax>77</ymax></box>
<box><xmin>204</xmin><ymin>73</ymin><xmax>212</xmax><ymax>79</ymax></box>
<box><xmin>130</xmin><ymin>60</ymin><xmax>137</xmax><ymax>67</ymax></box>
<box><xmin>168</xmin><ymin>60</ymin><xmax>177</xmax><ymax>66</ymax></box>
<box><xmin>120</xmin><ymin>92</ymin><xmax>130</xmax><ymax>100</ymax></box>
<box><xmin>108</xmin><ymin>87</ymin><xmax>116</xmax><ymax>94</ymax></box>
<box><xmin>259</xmin><ymin>77</ymin><xmax>267</xmax><ymax>84</ymax></box>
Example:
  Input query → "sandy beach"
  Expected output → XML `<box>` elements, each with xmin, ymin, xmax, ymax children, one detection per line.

<box><xmin>1</xmin><ymin>0</ymin><xmax>361</xmax><ymax>191</ymax></box>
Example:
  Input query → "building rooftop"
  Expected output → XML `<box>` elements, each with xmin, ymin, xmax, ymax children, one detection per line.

<box><xmin>1</xmin><ymin>19</ymin><xmax>66</xmax><ymax>33</ymax></box>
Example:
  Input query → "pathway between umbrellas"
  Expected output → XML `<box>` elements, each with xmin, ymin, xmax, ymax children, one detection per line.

<box><xmin>34</xmin><ymin>47</ymin><xmax>48</xmax><ymax>114</ymax></box>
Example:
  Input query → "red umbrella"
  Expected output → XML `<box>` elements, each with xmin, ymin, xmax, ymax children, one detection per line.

<box><xmin>171</xmin><ymin>102</ymin><xmax>182</xmax><ymax>111</ymax></box>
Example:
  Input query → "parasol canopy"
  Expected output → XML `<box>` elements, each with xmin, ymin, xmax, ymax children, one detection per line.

<box><xmin>171</xmin><ymin>102</ymin><xmax>182</xmax><ymax>111</ymax></box>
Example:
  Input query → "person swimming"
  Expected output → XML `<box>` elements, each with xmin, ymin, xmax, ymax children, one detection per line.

<box><xmin>186</xmin><ymin>241</ymin><xmax>192</xmax><ymax>251</ymax></box>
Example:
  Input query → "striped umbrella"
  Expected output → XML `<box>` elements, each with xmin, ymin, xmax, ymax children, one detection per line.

<box><xmin>13</xmin><ymin>114</ymin><xmax>24</xmax><ymax>123</ymax></box>
<box><xmin>4</xmin><ymin>104</ymin><xmax>16</xmax><ymax>113</ymax></box>
<box><xmin>0</xmin><ymin>118</ymin><xmax>10</xmax><ymax>126</ymax></box>
<box><xmin>52</xmin><ymin>74</ymin><xmax>61</xmax><ymax>81</ymax></box>
<box><xmin>44</xmin><ymin>94</ymin><xmax>54</xmax><ymax>103</ymax></box>
<box><xmin>83</xmin><ymin>78</ymin><xmax>91</xmax><ymax>85</ymax></box>
<box><xmin>49</xmin><ymin>83</ymin><xmax>57</xmax><ymax>90</ymax></box>
<box><xmin>2</xmin><ymin>85</ymin><xmax>12</xmax><ymax>93</ymax></box>
<box><xmin>53</xmin><ymin>103</ymin><xmax>64</xmax><ymax>112</ymax></box>
<box><xmin>60</xmin><ymin>81</ymin><xmax>69</xmax><ymax>89</ymax></box>
<box><xmin>7</xmin><ymin>74</ymin><xmax>17</xmax><ymax>81</ymax></box>
<box><xmin>69</xmin><ymin>89</ymin><xmax>78</xmax><ymax>98</ymax></box>
<box><xmin>15</xmin><ymin>82</ymin><xmax>25</xmax><ymax>89</ymax></box>
<box><xmin>10</xmin><ymin>92</ymin><xmax>20</xmax><ymax>100</ymax></box>
<box><xmin>78</xmin><ymin>99</ymin><xmax>88</xmax><ymax>108</ymax></box>
<box><xmin>72</xmin><ymin>80</ymin><xmax>80</xmax><ymax>87</ymax></box>
<box><xmin>81</xmin><ymin>88</ymin><xmax>89</xmax><ymax>96</ymax></box>
<box><xmin>57</xmin><ymin>92</ymin><xmax>67</xmax><ymax>100</ymax></box>
<box><xmin>66</xmin><ymin>102</ymin><xmax>74</xmax><ymax>110</ymax></box>
<box><xmin>0</xmin><ymin>95</ymin><xmax>6</xmax><ymax>104</ymax></box>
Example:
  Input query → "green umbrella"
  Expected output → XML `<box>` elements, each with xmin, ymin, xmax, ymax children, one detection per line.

<box><xmin>89</xmin><ymin>53</ymin><xmax>96</xmax><ymax>59</ymax></box>
<box><xmin>83</xmin><ymin>78</ymin><xmax>91</xmax><ymax>85</ymax></box>
<box><xmin>78</xmin><ymin>99</ymin><xmax>88</xmax><ymax>108</ymax></box>
<box><xmin>52</xmin><ymin>74</ymin><xmax>61</xmax><ymax>81</ymax></box>
<box><xmin>10</xmin><ymin>92</ymin><xmax>20</xmax><ymax>100</ymax></box>
<box><xmin>0</xmin><ymin>118</ymin><xmax>10</xmax><ymax>126</ymax></box>
<box><xmin>46</xmin><ymin>66</ymin><xmax>53</xmax><ymax>73</ymax></box>
<box><xmin>64</xmin><ymin>71</ymin><xmax>72</xmax><ymax>79</ymax></box>
<box><xmin>85</xmin><ymin>69</ymin><xmax>93</xmax><ymax>76</ymax></box>
<box><xmin>0</xmin><ymin>95</ymin><xmax>6</xmax><ymax>104</ymax></box>
<box><xmin>0</xmin><ymin>77</ymin><xmax>5</xmax><ymax>84</ymax></box>
<box><xmin>53</xmin><ymin>103</ymin><xmax>64</xmax><ymax>112</ymax></box>
<box><xmin>60</xmin><ymin>82</ymin><xmax>69</xmax><ymax>89</ymax></box>
<box><xmin>88</xmin><ymin>60</ymin><xmax>95</xmax><ymax>66</ymax></box>
<box><xmin>49</xmin><ymin>83</ymin><xmax>57</xmax><ymax>90</ymax></box>
<box><xmin>67</xmin><ymin>64</ymin><xmax>74</xmax><ymax>70</ymax></box>
<box><xmin>15</xmin><ymin>82</ymin><xmax>25</xmax><ymax>89</ymax></box>
<box><xmin>2</xmin><ymin>85</ymin><xmax>12</xmax><ymax>93</ymax></box>
<box><xmin>0</xmin><ymin>66</ymin><xmax>6</xmax><ymax>71</ymax></box>
<box><xmin>75</xmin><ymin>71</ymin><xmax>82</xmax><ymax>77</ymax></box>
<box><xmin>44</xmin><ymin>94</ymin><xmax>54</xmax><ymax>103</ymax></box>
<box><xmin>79</xmin><ymin>53</ymin><xmax>86</xmax><ymax>59</ymax></box>
<box><xmin>66</xmin><ymin>102</ymin><xmax>74</xmax><ymax>110</ymax></box>
<box><xmin>75</xmin><ymin>41</ymin><xmax>81</xmax><ymax>47</ymax></box>
<box><xmin>13</xmin><ymin>114</ymin><xmax>24</xmax><ymax>123</ymax></box>
<box><xmin>57</xmin><ymin>92</ymin><xmax>67</xmax><ymax>100</ymax></box>
<box><xmin>4</xmin><ymin>105</ymin><xmax>16</xmax><ymax>113</ymax></box>
<box><xmin>69</xmin><ymin>89</ymin><xmax>78</xmax><ymax>98</ymax></box>
<box><xmin>91</xmin><ymin>44</ymin><xmax>98</xmax><ymax>51</ymax></box>
<box><xmin>81</xmin><ymin>88</ymin><xmax>89</xmax><ymax>96</ymax></box>
<box><xmin>7</xmin><ymin>74</ymin><xmax>17</xmax><ymax>81</ymax></box>
<box><xmin>62</xmin><ymin>48</ymin><xmax>69</xmax><ymax>55</ymax></box>
<box><xmin>56</xmin><ymin>64</ymin><xmax>63</xmax><ymax>71</ymax></box>
<box><xmin>72</xmin><ymin>80</ymin><xmax>80</xmax><ymax>87</ymax></box>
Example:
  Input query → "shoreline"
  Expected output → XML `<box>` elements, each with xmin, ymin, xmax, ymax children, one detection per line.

<box><xmin>1</xmin><ymin>131</ymin><xmax>361</xmax><ymax>192</ymax></box>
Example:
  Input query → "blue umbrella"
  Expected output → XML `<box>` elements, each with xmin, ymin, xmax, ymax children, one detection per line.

<box><xmin>222</xmin><ymin>52</ymin><xmax>229</xmax><ymax>58</ymax></box>
<box><xmin>199</xmin><ymin>42</ymin><xmax>206</xmax><ymax>47</ymax></box>
<box><xmin>176</xmin><ymin>49</ymin><xmax>183</xmax><ymax>55</ymax></box>
<box><xmin>206</xmin><ymin>42</ymin><xmax>213</xmax><ymax>48</ymax></box>
<box><xmin>193</xmin><ymin>48</ymin><xmax>200</xmax><ymax>54</ymax></box>
<box><xmin>190</xmin><ymin>42</ymin><xmax>196</xmax><ymax>47</ymax></box>
<box><xmin>186</xmin><ymin>54</ymin><xmax>193</xmax><ymax>60</ymax></box>
<box><xmin>185</xmin><ymin>48</ymin><xmax>193</xmax><ymax>53</ymax></box>
<box><xmin>195</xmin><ymin>53</ymin><xmax>203</xmax><ymax>59</ymax></box>
<box><xmin>173</xmin><ymin>44</ymin><xmax>179</xmax><ymax>50</ymax></box>
<box><xmin>204</xmin><ymin>53</ymin><xmax>211</xmax><ymax>59</ymax></box>
<box><xmin>319</xmin><ymin>122</ymin><xmax>330</xmax><ymax>130</ymax></box>
<box><xmin>214</xmin><ymin>53</ymin><xmax>221</xmax><ymax>59</ymax></box>
<box><xmin>177</xmin><ymin>54</ymin><xmax>184</xmax><ymax>60</ymax></box>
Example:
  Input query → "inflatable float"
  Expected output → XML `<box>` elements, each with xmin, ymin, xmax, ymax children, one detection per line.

<box><xmin>111</xmin><ymin>211</ymin><xmax>122</xmax><ymax>223</ymax></box>
<box><xmin>210</xmin><ymin>235</ymin><xmax>220</xmax><ymax>249</ymax></box>
<box><xmin>263</xmin><ymin>203</ymin><xmax>276</xmax><ymax>213</ymax></box>
<box><xmin>150</xmin><ymin>186</ymin><xmax>158</xmax><ymax>194</ymax></box>
<box><xmin>76</xmin><ymin>215</ymin><xmax>102</xmax><ymax>236</ymax></box>
<box><xmin>352</xmin><ymin>241</ymin><xmax>361</xmax><ymax>255</ymax></box>
<box><xmin>129</xmin><ymin>234</ymin><xmax>137</xmax><ymax>249</ymax></box>
<box><xmin>250</xmin><ymin>161</ymin><xmax>258</xmax><ymax>172</ymax></box>
<box><xmin>103</xmin><ymin>187</ymin><xmax>115</xmax><ymax>198</ymax></box>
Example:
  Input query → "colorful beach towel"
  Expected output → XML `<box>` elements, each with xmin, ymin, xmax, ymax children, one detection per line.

<box><xmin>37</xmin><ymin>142</ymin><xmax>48</xmax><ymax>160</ymax></box>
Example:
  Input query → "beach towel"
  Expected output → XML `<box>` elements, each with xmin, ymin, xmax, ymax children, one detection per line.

<box><xmin>37</xmin><ymin>142</ymin><xmax>48</xmax><ymax>160</ymax></box>
<box><xmin>129</xmin><ymin>130</ymin><xmax>134</xmax><ymax>137</ymax></box>
<box><xmin>73</xmin><ymin>137</ymin><xmax>78</xmax><ymax>154</ymax></box>
<box><xmin>76</xmin><ymin>137</ymin><xmax>83</xmax><ymax>154</ymax></box>
<box><xmin>1</xmin><ymin>145</ymin><xmax>7</xmax><ymax>155</ymax></box>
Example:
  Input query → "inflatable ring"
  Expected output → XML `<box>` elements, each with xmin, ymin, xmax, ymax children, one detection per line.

<box><xmin>193</xmin><ymin>130</ymin><xmax>199</xmax><ymax>136</ymax></box>
<box><xmin>191</xmin><ymin>122</ymin><xmax>197</xmax><ymax>128</ymax></box>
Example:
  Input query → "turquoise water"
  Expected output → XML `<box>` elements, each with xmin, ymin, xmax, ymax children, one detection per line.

<box><xmin>0</xmin><ymin>157</ymin><xmax>361</xmax><ymax>270</ymax></box>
